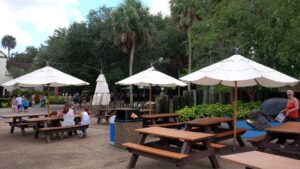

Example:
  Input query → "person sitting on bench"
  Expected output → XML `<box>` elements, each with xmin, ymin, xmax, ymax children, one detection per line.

<box><xmin>58</xmin><ymin>104</ymin><xmax>75</xmax><ymax>127</ymax></box>
<box><xmin>79</xmin><ymin>105</ymin><xmax>91</xmax><ymax>138</ymax></box>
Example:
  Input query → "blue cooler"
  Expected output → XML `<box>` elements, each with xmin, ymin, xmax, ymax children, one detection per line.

<box><xmin>109</xmin><ymin>115</ymin><xmax>116</xmax><ymax>145</ymax></box>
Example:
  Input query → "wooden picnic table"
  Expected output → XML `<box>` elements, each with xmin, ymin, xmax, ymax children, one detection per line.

<box><xmin>25</xmin><ymin>114</ymin><xmax>81</xmax><ymax>138</ymax></box>
<box><xmin>97</xmin><ymin>108</ymin><xmax>117</xmax><ymax>124</ymax></box>
<box><xmin>123</xmin><ymin>127</ymin><xmax>220</xmax><ymax>168</ymax></box>
<box><xmin>139</xmin><ymin>108</ymin><xmax>153</xmax><ymax>115</ymax></box>
<box><xmin>258</xmin><ymin>122</ymin><xmax>300</xmax><ymax>154</ymax></box>
<box><xmin>142</xmin><ymin>113</ymin><xmax>181</xmax><ymax>128</ymax></box>
<box><xmin>185</xmin><ymin>117</ymin><xmax>247</xmax><ymax>146</ymax></box>
<box><xmin>221</xmin><ymin>151</ymin><xmax>300</xmax><ymax>169</ymax></box>
<box><xmin>0</xmin><ymin>113</ymin><xmax>48</xmax><ymax>136</ymax></box>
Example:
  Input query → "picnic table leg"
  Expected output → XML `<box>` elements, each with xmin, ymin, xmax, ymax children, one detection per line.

<box><xmin>203</xmin><ymin>140</ymin><xmax>220</xmax><ymax>169</ymax></box>
<box><xmin>236</xmin><ymin>136</ymin><xmax>245</xmax><ymax>147</ymax></box>
<box><xmin>259</xmin><ymin>134</ymin><xmax>275</xmax><ymax>151</ymax></box>
<box><xmin>174</xmin><ymin>116</ymin><xmax>179</xmax><ymax>123</ymax></box>
<box><xmin>97</xmin><ymin>109</ymin><xmax>102</xmax><ymax>124</ymax></box>
<box><xmin>21</xmin><ymin>127</ymin><xmax>26</xmax><ymax>136</ymax></box>
<box><xmin>152</xmin><ymin>119</ymin><xmax>157</xmax><ymax>125</ymax></box>
<box><xmin>10</xmin><ymin>118</ymin><xmax>17</xmax><ymax>134</ymax></box>
<box><xmin>46</xmin><ymin>134</ymin><xmax>51</xmax><ymax>143</ymax></box>
<box><xmin>34</xmin><ymin>122</ymin><xmax>42</xmax><ymax>139</ymax></box>
<box><xmin>227</xmin><ymin>121</ymin><xmax>245</xmax><ymax>147</ymax></box>
<box><xmin>176</xmin><ymin>141</ymin><xmax>191</xmax><ymax>168</ymax></box>
<box><xmin>127</xmin><ymin>134</ymin><xmax>147</xmax><ymax>169</ymax></box>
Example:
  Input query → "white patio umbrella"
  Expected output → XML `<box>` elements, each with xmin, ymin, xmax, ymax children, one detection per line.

<box><xmin>92</xmin><ymin>73</ymin><xmax>111</xmax><ymax>106</ymax></box>
<box><xmin>116</xmin><ymin>66</ymin><xmax>187</xmax><ymax>113</ymax></box>
<box><xmin>2</xmin><ymin>66</ymin><xmax>89</xmax><ymax>115</ymax></box>
<box><xmin>180</xmin><ymin>54</ymin><xmax>299</xmax><ymax>150</ymax></box>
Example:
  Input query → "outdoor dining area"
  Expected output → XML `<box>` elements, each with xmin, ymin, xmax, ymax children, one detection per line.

<box><xmin>0</xmin><ymin>54</ymin><xmax>299</xmax><ymax>169</ymax></box>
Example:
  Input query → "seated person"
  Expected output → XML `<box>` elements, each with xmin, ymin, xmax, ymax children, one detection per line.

<box><xmin>58</xmin><ymin>104</ymin><xmax>75</xmax><ymax>127</ymax></box>
<box><xmin>47</xmin><ymin>111</ymin><xmax>60</xmax><ymax>127</ymax></box>
<box><xmin>79</xmin><ymin>105</ymin><xmax>91</xmax><ymax>138</ymax></box>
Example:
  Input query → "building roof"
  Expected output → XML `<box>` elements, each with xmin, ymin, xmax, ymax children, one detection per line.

<box><xmin>0</xmin><ymin>51</ymin><xmax>7</xmax><ymax>58</ymax></box>
<box><xmin>7</xmin><ymin>60</ymin><xmax>32</xmax><ymax>70</ymax></box>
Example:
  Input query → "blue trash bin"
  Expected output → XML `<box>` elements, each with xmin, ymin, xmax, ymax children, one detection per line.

<box><xmin>109</xmin><ymin>115</ymin><xmax>116</xmax><ymax>145</ymax></box>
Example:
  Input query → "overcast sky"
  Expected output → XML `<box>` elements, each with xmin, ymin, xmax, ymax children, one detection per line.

<box><xmin>0</xmin><ymin>0</ymin><xmax>170</xmax><ymax>54</ymax></box>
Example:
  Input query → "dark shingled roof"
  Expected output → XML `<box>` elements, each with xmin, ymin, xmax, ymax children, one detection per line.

<box><xmin>7</xmin><ymin>60</ymin><xmax>32</xmax><ymax>70</ymax></box>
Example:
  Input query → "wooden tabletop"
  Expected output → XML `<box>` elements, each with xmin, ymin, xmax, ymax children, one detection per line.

<box><xmin>0</xmin><ymin>113</ymin><xmax>48</xmax><ymax>118</ymax></box>
<box><xmin>135</xmin><ymin>127</ymin><xmax>215</xmax><ymax>142</ymax></box>
<box><xmin>142</xmin><ymin>113</ymin><xmax>179</xmax><ymax>119</ymax></box>
<box><xmin>221</xmin><ymin>151</ymin><xmax>300</xmax><ymax>169</ymax></box>
<box><xmin>25</xmin><ymin>114</ymin><xmax>81</xmax><ymax>123</ymax></box>
<box><xmin>185</xmin><ymin>117</ymin><xmax>233</xmax><ymax>126</ymax></box>
<box><xmin>265</xmin><ymin>122</ymin><xmax>300</xmax><ymax>134</ymax></box>
<box><xmin>139</xmin><ymin>109</ymin><xmax>153</xmax><ymax>112</ymax></box>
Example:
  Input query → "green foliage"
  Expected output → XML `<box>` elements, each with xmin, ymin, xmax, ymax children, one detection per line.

<box><xmin>176</xmin><ymin>101</ymin><xmax>261</xmax><ymax>121</ymax></box>
<box><xmin>0</xmin><ymin>98</ymin><xmax>11</xmax><ymax>108</ymax></box>
<box><xmin>8</xmin><ymin>0</ymin><xmax>299</xmax><ymax>99</ymax></box>
<box><xmin>49</xmin><ymin>96</ymin><xmax>64</xmax><ymax>104</ymax></box>
<box><xmin>1</xmin><ymin>34</ymin><xmax>16</xmax><ymax>57</ymax></box>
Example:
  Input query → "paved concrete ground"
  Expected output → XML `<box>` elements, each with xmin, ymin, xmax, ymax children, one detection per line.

<box><xmin>0</xmin><ymin>105</ymin><xmax>281</xmax><ymax>169</ymax></box>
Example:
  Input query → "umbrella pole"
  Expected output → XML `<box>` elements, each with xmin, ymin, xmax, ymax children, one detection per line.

<box><xmin>149</xmin><ymin>85</ymin><xmax>152</xmax><ymax>114</ymax></box>
<box><xmin>233</xmin><ymin>81</ymin><xmax>237</xmax><ymax>151</ymax></box>
<box><xmin>47</xmin><ymin>84</ymin><xmax>50</xmax><ymax>117</ymax></box>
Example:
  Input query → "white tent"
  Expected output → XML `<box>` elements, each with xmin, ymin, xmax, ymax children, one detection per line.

<box><xmin>116</xmin><ymin>67</ymin><xmax>187</xmax><ymax>113</ymax></box>
<box><xmin>2</xmin><ymin>66</ymin><xmax>89</xmax><ymax>115</ymax></box>
<box><xmin>180</xmin><ymin>54</ymin><xmax>299</xmax><ymax>150</ymax></box>
<box><xmin>92</xmin><ymin>73</ymin><xmax>111</xmax><ymax>106</ymax></box>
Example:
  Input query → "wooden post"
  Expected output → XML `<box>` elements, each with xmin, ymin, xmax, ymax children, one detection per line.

<box><xmin>47</xmin><ymin>84</ymin><xmax>50</xmax><ymax>117</ymax></box>
<box><xmin>233</xmin><ymin>81</ymin><xmax>237</xmax><ymax>151</ymax></box>
<box><xmin>149</xmin><ymin>84</ymin><xmax>152</xmax><ymax>114</ymax></box>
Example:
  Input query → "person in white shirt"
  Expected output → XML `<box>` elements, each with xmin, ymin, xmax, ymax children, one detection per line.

<box><xmin>79</xmin><ymin>105</ymin><xmax>91</xmax><ymax>138</ymax></box>
<box><xmin>16</xmin><ymin>95</ymin><xmax>23</xmax><ymax>112</ymax></box>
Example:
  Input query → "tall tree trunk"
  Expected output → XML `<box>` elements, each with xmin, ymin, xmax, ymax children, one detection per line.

<box><xmin>187</xmin><ymin>28</ymin><xmax>192</xmax><ymax>91</ymax></box>
<box><xmin>129</xmin><ymin>40</ymin><xmax>136</xmax><ymax>106</ymax></box>
<box><xmin>177</xmin><ymin>69</ymin><xmax>181</xmax><ymax>96</ymax></box>
<box><xmin>209</xmin><ymin>50</ymin><xmax>216</xmax><ymax>103</ymax></box>
<box><xmin>8</xmin><ymin>48</ymin><xmax>10</xmax><ymax>58</ymax></box>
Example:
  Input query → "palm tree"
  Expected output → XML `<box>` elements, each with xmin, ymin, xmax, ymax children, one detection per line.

<box><xmin>112</xmin><ymin>0</ymin><xmax>152</xmax><ymax>105</ymax></box>
<box><xmin>1</xmin><ymin>35</ymin><xmax>16</xmax><ymax>57</ymax></box>
<box><xmin>170</xmin><ymin>0</ymin><xmax>205</xmax><ymax>90</ymax></box>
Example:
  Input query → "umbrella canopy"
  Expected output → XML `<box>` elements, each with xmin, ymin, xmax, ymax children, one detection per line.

<box><xmin>180</xmin><ymin>54</ymin><xmax>299</xmax><ymax>150</ymax></box>
<box><xmin>180</xmin><ymin>54</ymin><xmax>299</xmax><ymax>87</ymax></box>
<box><xmin>2</xmin><ymin>66</ymin><xmax>89</xmax><ymax>87</ymax></box>
<box><xmin>2</xmin><ymin>66</ymin><xmax>89</xmax><ymax>115</ymax></box>
<box><xmin>92</xmin><ymin>73</ymin><xmax>111</xmax><ymax>106</ymax></box>
<box><xmin>116</xmin><ymin>66</ymin><xmax>187</xmax><ymax>113</ymax></box>
<box><xmin>116</xmin><ymin>66</ymin><xmax>187</xmax><ymax>87</ymax></box>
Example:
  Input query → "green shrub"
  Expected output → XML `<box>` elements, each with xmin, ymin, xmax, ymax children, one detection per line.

<box><xmin>1</xmin><ymin>102</ymin><xmax>10</xmax><ymax>108</ymax></box>
<box><xmin>48</xmin><ymin>96</ymin><xmax>65</xmax><ymax>104</ymax></box>
<box><xmin>176</xmin><ymin>101</ymin><xmax>261</xmax><ymax>121</ymax></box>
<box><xmin>0</xmin><ymin>98</ymin><xmax>11</xmax><ymax>108</ymax></box>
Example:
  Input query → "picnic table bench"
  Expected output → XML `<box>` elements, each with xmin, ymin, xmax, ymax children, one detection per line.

<box><xmin>25</xmin><ymin>114</ymin><xmax>81</xmax><ymax>139</ymax></box>
<box><xmin>123</xmin><ymin>127</ymin><xmax>221</xmax><ymax>169</ymax></box>
<box><xmin>251</xmin><ymin>122</ymin><xmax>300</xmax><ymax>154</ymax></box>
<box><xmin>185</xmin><ymin>117</ymin><xmax>247</xmax><ymax>146</ymax></box>
<box><xmin>142</xmin><ymin>113</ymin><xmax>183</xmax><ymax>128</ymax></box>
<box><xmin>0</xmin><ymin>113</ymin><xmax>48</xmax><ymax>136</ymax></box>
<box><xmin>247</xmin><ymin>134</ymin><xmax>266</xmax><ymax>147</ymax></box>
<box><xmin>221</xmin><ymin>151</ymin><xmax>300</xmax><ymax>169</ymax></box>
<box><xmin>39</xmin><ymin>125</ymin><xmax>89</xmax><ymax>143</ymax></box>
